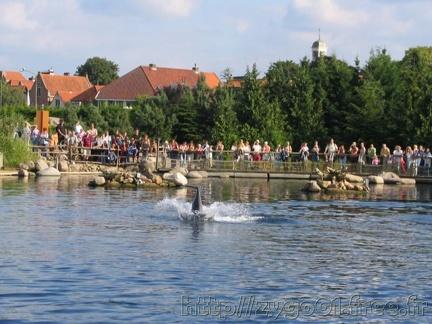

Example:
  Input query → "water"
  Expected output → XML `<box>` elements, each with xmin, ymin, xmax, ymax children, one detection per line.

<box><xmin>0</xmin><ymin>175</ymin><xmax>432</xmax><ymax>323</ymax></box>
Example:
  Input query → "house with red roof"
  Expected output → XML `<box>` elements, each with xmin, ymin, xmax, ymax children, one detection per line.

<box><xmin>0</xmin><ymin>70</ymin><xmax>35</xmax><ymax>99</ymax></box>
<box><xmin>95</xmin><ymin>64</ymin><xmax>221</xmax><ymax>107</ymax></box>
<box><xmin>31</xmin><ymin>70</ymin><xmax>94</xmax><ymax>108</ymax></box>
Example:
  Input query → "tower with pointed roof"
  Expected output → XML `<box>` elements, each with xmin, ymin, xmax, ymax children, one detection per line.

<box><xmin>311</xmin><ymin>30</ymin><xmax>328</xmax><ymax>60</ymax></box>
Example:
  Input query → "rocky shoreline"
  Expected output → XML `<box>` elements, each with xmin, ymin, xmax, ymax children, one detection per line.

<box><xmin>13</xmin><ymin>156</ymin><xmax>209</xmax><ymax>188</ymax></box>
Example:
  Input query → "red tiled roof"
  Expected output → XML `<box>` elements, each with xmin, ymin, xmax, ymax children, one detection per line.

<box><xmin>71</xmin><ymin>85</ymin><xmax>104</xmax><ymax>102</ymax></box>
<box><xmin>2</xmin><ymin>71</ymin><xmax>26</xmax><ymax>82</ymax></box>
<box><xmin>1</xmin><ymin>71</ymin><xmax>35</xmax><ymax>90</ymax></box>
<box><xmin>96</xmin><ymin>65</ymin><xmax>221</xmax><ymax>101</ymax></box>
<box><xmin>39</xmin><ymin>73</ymin><xmax>93</xmax><ymax>96</ymax></box>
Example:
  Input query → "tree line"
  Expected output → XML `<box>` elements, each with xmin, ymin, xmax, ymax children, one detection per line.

<box><xmin>1</xmin><ymin>46</ymin><xmax>432</xmax><ymax>152</ymax></box>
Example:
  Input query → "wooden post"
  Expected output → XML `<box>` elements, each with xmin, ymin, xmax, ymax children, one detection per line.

<box><xmin>36</xmin><ymin>110</ymin><xmax>49</xmax><ymax>132</ymax></box>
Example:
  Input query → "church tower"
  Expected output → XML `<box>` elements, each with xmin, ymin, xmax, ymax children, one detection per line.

<box><xmin>311</xmin><ymin>30</ymin><xmax>328</xmax><ymax>60</ymax></box>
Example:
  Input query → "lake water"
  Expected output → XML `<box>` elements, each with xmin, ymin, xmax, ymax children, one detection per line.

<box><xmin>0</xmin><ymin>175</ymin><xmax>432</xmax><ymax>323</ymax></box>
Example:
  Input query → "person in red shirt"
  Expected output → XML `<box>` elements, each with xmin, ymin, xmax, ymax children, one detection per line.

<box><xmin>81</xmin><ymin>132</ymin><xmax>93</xmax><ymax>161</ymax></box>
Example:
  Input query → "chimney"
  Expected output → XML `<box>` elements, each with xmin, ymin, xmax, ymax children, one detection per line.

<box><xmin>149</xmin><ymin>63</ymin><xmax>157</xmax><ymax>70</ymax></box>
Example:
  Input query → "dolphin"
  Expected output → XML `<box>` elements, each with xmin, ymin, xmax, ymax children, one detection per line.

<box><xmin>190</xmin><ymin>186</ymin><xmax>203</xmax><ymax>214</ymax></box>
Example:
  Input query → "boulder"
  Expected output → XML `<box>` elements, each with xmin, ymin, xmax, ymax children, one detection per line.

<box><xmin>35</xmin><ymin>159</ymin><xmax>49</xmax><ymax>172</ymax></box>
<box><xmin>140</xmin><ymin>160</ymin><xmax>156</xmax><ymax>173</ymax></box>
<box><xmin>37</xmin><ymin>167</ymin><xmax>61</xmax><ymax>176</ymax></box>
<box><xmin>19</xmin><ymin>163</ymin><xmax>29</xmax><ymax>171</ymax></box>
<box><xmin>89</xmin><ymin>176</ymin><xmax>106</xmax><ymax>186</ymax></box>
<box><xmin>170</xmin><ymin>167</ymin><xmax>188</xmax><ymax>177</ymax></box>
<box><xmin>163</xmin><ymin>172</ymin><xmax>188</xmax><ymax>186</ymax></box>
<box><xmin>58</xmin><ymin>160</ymin><xmax>69</xmax><ymax>172</ymax></box>
<box><xmin>69</xmin><ymin>164</ymin><xmax>81</xmax><ymax>172</ymax></box>
<box><xmin>18</xmin><ymin>169</ymin><xmax>29</xmax><ymax>177</ymax></box>
<box><xmin>368</xmin><ymin>175</ymin><xmax>384</xmax><ymax>184</ymax></box>
<box><xmin>400</xmin><ymin>178</ymin><xmax>416</xmax><ymax>185</ymax></box>
<box><xmin>26</xmin><ymin>160</ymin><xmax>35</xmax><ymax>171</ymax></box>
<box><xmin>198</xmin><ymin>170</ymin><xmax>209</xmax><ymax>178</ymax></box>
<box><xmin>58</xmin><ymin>154</ymin><xmax>69</xmax><ymax>162</ymax></box>
<box><xmin>378</xmin><ymin>172</ymin><xmax>402</xmax><ymax>184</ymax></box>
<box><xmin>153</xmin><ymin>175</ymin><xmax>163</xmax><ymax>185</ymax></box>
<box><xmin>302</xmin><ymin>181</ymin><xmax>321</xmax><ymax>192</ymax></box>
<box><xmin>344</xmin><ymin>173</ymin><xmax>364</xmax><ymax>183</ymax></box>
<box><xmin>187</xmin><ymin>170</ymin><xmax>203</xmax><ymax>179</ymax></box>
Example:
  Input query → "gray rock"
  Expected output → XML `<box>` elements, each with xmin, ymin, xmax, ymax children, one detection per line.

<box><xmin>37</xmin><ymin>167</ymin><xmax>61</xmax><ymax>176</ymax></box>
<box><xmin>367</xmin><ymin>175</ymin><xmax>384</xmax><ymax>184</ymax></box>
<box><xmin>140</xmin><ymin>160</ymin><xmax>156</xmax><ymax>173</ymax></box>
<box><xmin>187</xmin><ymin>170</ymin><xmax>203</xmax><ymax>179</ymax></box>
<box><xmin>26</xmin><ymin>160</ymin><xmax>35</xmax><ymax>170</ymax></box>
<box><xmin>344</xmin><ymin>173</ymin><xmax>364</xmax><ymax>183</ymax></box>
<box><xmin>19</xmin><ymin>163</ymin><xmax>29</xmax><ymax>171</ymax></box>
<box><xmin>35</xmin><ymin>159</ymin><xmax>49</xmax><ymax>172</ymax></box>
<box><xmin>18</xmin><ymin>169</ymin><xmax>29</xmax><ymax>177</ymax></box>
<box><xmin>91</xmin><ymin>176</ymin><xmax>106</xmax><ymax>186</ymax></box>
<box><xmin>58</xmin><ymin>160</ymin><xmax>69</xmax><ymax>172</ymax></box>
<box><xmin>163</xmin><ymin>172</ymin><xmax>188</xmax><ymax>186</ymax></box>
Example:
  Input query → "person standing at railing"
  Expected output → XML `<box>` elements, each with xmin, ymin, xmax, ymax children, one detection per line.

<box><xmin>262</xmin><ymin>141</ymin><xmax>271</xmax><ymax>171</ymax></box>
<box><xmin>358</xmin><ymin>142</ymin><xmax>366</xmax><ymax>165</ymax></box>
<box><xmin>202</xmin><ymin>141</ymin><xmax>212</xmax><ymax>168</ymax></box>
<box><xmin>30</xmin><ymin>125</ymin><xmax>40</xmax><ymax>151</ymax></box>
<box><xmin>252</xmin><ymin>140</ymin><xmax>262</xmax><ymax>170</ymax></box>
<box><xmin>367</xmin><ymin>144</ymin><xmax>376</xmax><ymax>165</ymax></box>
<box><xmin>338</xmin><ymin>144</ymin><xmax>347</xmax><ymax>170</ymax></box>
<box><xmin>380</xmin><ymin>143</ymin><xmax>391</xmax><ymax>170</ymax></box>
<box><xmin>215</xmin><ymin>141</ymin><xmax>224</xmax><ymax>168</ymax></box>
<box><xmin>349</xmin><ymin>142</ymin><xmax>358</xmax><ymax>164</ymax></box>
<box><xmin>243</xmin><ymin>141</ymin><xmax>251</xmax><ymax>169</ymax></box>
<box><xmin>179</xmin><ymin>141</ymin><xmax>188</xmax><ymax>168</ymax></box>
<box><xmin>81</xmin><ymin>132</ymin><xmax>93</xmax><ymax>161</ymax></box>
<box><xmin>188</xmin><ymin>140</ymin><xmax>195</xmax><ymax>167</ymax></box>
<box><xmin>39</xmin><ymin>127</ymin><xmax>50</xmax><ymax>157</ymax></box>
<box><xmin>299</xmin><ymin>142</ymin><xmax>309</xmax><ymax>172</ymax></box>
<box><xmin>56</xmin><ymin>119</ymin><xmax>67</xmax><ymax>150</ymax></box>
<box><xmin>13</xmin><ymin>122</ymin><xmax>21</xmax><ymax>138</ymax></box>
<box><xmin>311</xmin><ymin>141</ymin><xmax>320</xmax><ymax>169</ymax></box>
<box><xmin>142</xmin><ymin>135</ymin><xmax>151</xmax><ymax>160</ymax></box>
<box><xmin>393</xmin><ymin>145</ymin><xmax>406</xmax><ymax>174</ymax></box>
<box><xmin>22</xmin><ymin>122</ymin><xmax>32</xmax><ymax>142</ymax></box>
<box><xmin>324</xmin><ymin>138</ymin><xmax>338</xmax><ymax>168</ymax></box>
<box><xmin>274</xmin><ymin>144</ymin><xmax>282</xmax><ymax>171</ymax></box>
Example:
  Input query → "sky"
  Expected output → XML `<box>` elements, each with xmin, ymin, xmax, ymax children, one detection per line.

<box><xmin>0</xmin><ymin>0</ymin><xmax>431</xmax><ymax>79</ymax></box>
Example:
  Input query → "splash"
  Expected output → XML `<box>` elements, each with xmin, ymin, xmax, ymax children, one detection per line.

<box><xmin>155</xmin><ymin>198</ymin><xmax>260</xmax><ymax>223</ymax></box>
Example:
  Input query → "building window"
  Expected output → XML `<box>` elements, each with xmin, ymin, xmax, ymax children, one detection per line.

<box><xmin>37</xmin><ymin>88</ymin><xmax>41</xmax><ymax>97</ymax></box>
<box><xmin>55</xmin><ymin>99</ymin><xmax>60</xmax><ymax>107</ymax></box>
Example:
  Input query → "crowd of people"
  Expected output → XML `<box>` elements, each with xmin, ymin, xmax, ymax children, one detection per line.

<box><xmin>11</xmin><ymin>120</ymin><xmax>432</xmax><ymax>173</ymax></box>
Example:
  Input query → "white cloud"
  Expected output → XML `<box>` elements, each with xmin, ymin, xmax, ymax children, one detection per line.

<box><xmin>0</xmin><ymin>1</ymin><xmax>39</xmax><ymax>30</ymax></box>
<box><xmin>146</xmin><ymin>0</ymin><xmax>197</xmax><ymax>17</ymax></box>
<box><xmin>292</xmin><ymin>0</ymin><xmax>369</xmax><ymax>28</ymax></box>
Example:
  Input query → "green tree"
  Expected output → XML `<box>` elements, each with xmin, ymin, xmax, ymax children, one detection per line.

<box><xmin>236</xmin><ymin>64</ymin><xmax>265</xmax><ymax>142</ymax></box>
<box><xmin>398</xmin><ymin>47</ymin><xmax>432</xmax><ymax>145</ymax></box>
<box><xmin>77</xmin><ymin>104</ymin><xmax>108</xmax><ymax>133</ymax></box>
<box><xmin>287</xmin><ymin>59</ymin><xmax>325</xmax><ymax>146</ymax></box>
<box><xmin>132</xmin><ymin>93</ymin><xmax>177</xmax><ymax>141</ymax></box>
<box><xmin>172</xmin><ymin>86</ymin><xmax>200</xmax><ymax>143</ymax></box>
<box><xmin>346</xmin><ymin>73</ymin><xmax>386</xmax><ymax>145</ymax></box>
<box><xmin>0</xmin><ymin>80</ymin><xmax>26</xmax><ymax>107</ymax></box>
<box><xmin>195</xmin><ymin>74</ymin><xmax>214</xmax><ymax>141</ymax></box>
<box><xmin>210</xmin><ymin>84</ymin><xmax>239</xmax><ymax>145</ymax></box>
<box><xmin>265</xmin><ymin>60</ymin><xmax>300</xmax><ymax>141</ymax></box>
<box><xmin>76</xmin><ymin>57</ymin><xmax>119</xmax><ymax>85</ymax></box>
<box><xmin>100</xmin><ymin>104</ymin><xmax>132</xmax><ymax>134</ymax></box>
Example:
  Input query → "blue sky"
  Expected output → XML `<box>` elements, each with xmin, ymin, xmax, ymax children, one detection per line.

<box><xmin>0</xmin><ymin>0</ymin><xmax>431</xmax><ymax>78</ymax></box>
